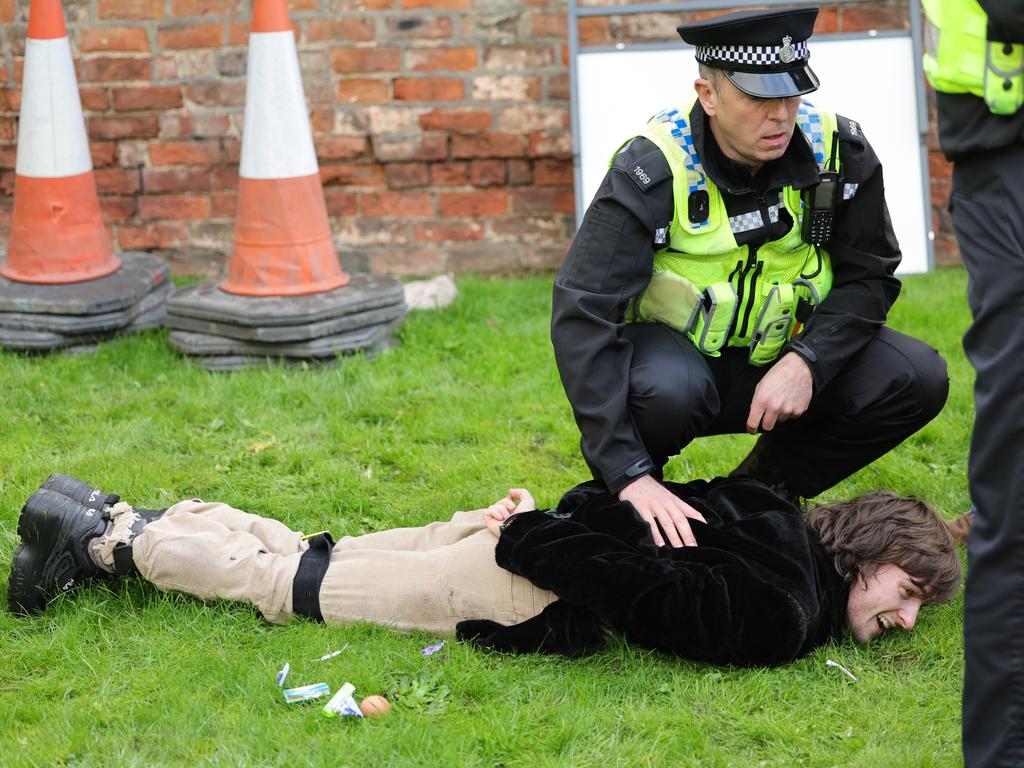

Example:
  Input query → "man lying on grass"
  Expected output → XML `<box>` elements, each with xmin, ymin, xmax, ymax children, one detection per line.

<box><xmin>7</xmin><ymin>473</ymin><xmax>960</xmax><ymax>666</ymax></box>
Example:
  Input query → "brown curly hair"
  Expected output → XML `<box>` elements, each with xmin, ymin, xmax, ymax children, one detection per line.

<box><xmin>805</xmin><ymin>491</ymin><xmax>962</xmax><ymax>604</ymax></box>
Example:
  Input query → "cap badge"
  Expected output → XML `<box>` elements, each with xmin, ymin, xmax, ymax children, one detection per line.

<box><xmin>779</xmin><ymin>35</ymin><xmax>796</xmax><ymax>63</ymax></box>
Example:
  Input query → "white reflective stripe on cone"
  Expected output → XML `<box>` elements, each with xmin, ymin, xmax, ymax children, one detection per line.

<box><xmin>239</xmin><ymin>31</ymin><xmax>319</xmax><ymax>180</ymax></box>
<box><xmin>16</xmin><ymin>37</ymin><xmax>93</xmax><ymax>179</ymax></box>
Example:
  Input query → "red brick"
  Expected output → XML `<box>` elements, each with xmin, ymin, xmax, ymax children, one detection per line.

<box><xmin>323</xmin><ymin>188</ymin><xmax>358</xmax><ymax>216</ymax></box>
<box><xmin>0</xmin><ymin>119</ymin><xmax>13</xmax><ymax>141</ymax></box>
<box><xmin>369</xmin><ymin>248</ymin><xmax>445</xmax><ymax>276</ymax></box>
<box><xmin>331</xmin><ymin>47</ymin><xmax>401</xmax><ymax>73</ymax></box>
<box><xmin>338</xmin><ymin>78</ymin><xmax>391</xmax><ymax>103</ymax></box>
<box><xmin>419</xmin><ymin>108</ymin><xmax>492</xmax><ymax>133</ymax></box>
<box><xmin>534</xmin><ymin>158</ymin><xmax>572</xmax><ymax>186</ymax></box>
<box><xmin>143</xmin><ymin>167</ymin><xmax>213</xmax><ymax>192</ymax></box>
<box><xmin>439</xmin><ymin>189</ymin><xmax>507</xmax><ymax>217</ymax></box>
<box><xmin>384</xmin><ymin>162</ymin><xmax>429</xmax><ymax>189</ymax></box>
<box><xmin>929</xmin><ymin>149</ymin><xmax>953</xmax><ymax>179</ymax></box>
<box><xmin>394</xmin><ymin>77</ymin><xmax>465</xmax><ymax>102</ymax></box>
<box><xmin>528</xmin><ymin>131</ymin><xmax>572</xmax><ymax>158</ymax></box>
<box><xmin>0</xmin><ymin>0</ymin><xmax>12</xmax><ymax>23</ymax></box>
<box><xmin>548</xmin><ymin>73</ymin><xmax>570</xmax><ymax>101</ymax></box>
<box><xmin>90</xmin><ymin>142</ymin><xmax>119</xmax><ymax>167</ymax></box>
<box><xmin>212</xmin><ymin>166</ymin><xmax>239</xmax><ymax>190</ymax></box>
<box><xmin>530</xmin><ymin>13</ymin><xmax>566</xmax><ymax>37</ymax></box>
<box><xmin>79</xmin><ymin>87</ymin><xmax>111</xmax><ymax>111</ymax></box>
<box><xmin>116</xmin><ymin>223</ymin><xmax>186</xmax><ymax>249</ymax></box>
<box><xmin>372</xmin><ymin>134</ymin><xmax>447</xmax><ymax>162</ymax></box>
<box><xmin>184</xmin><ymin>83</ymin><xmax>246</xmax><ymax>107</ymax></box>
<box><xmin>94</xmin><ymin>167</ymin><xmax>142</xmax><ymax>195</ymax></box>
<box><xmin>223</xmin><ymin>139</ymin><xmax>241</xmax><ymax>163</ymax></box>
<box><xmin>401</xmin><ymin>0</ymin><xmax>471</xmax><ymax>8</ymax></box>
<box><xmin>332</xmin><ymin>0</ymin><xmax>392</xmax><ymax>9</ymax></box>
<box><xmin>79</xmin><ymin>27</ymin><xmax>150</xmax><ymax>52</ymax></box>
<box><xmin>579</xmin><ymin>17</ymin><xmax>609</xmax><ymax>46</ymax></box>
<box><xmin>227</xmin><ymin>22</ymin><xmax>248</xmax><ymax>45</ymax></box>
<box><xmin>159</xmin><ymin>114</ymin><xmax>232</xmax><ymax>138</ymax></box>
<box><xmin>360</xmin><ymin>191</ymin><xmax>433</xmax><ymax>216</ymax></box>
<box><xmin>840</xmin><ymin>5</ymin><xmax>908</xmax><ymax>32</ymax></box>
<box><xmin>310</xmin><ymin>108</ymin><xmax>335</xmax><ymax>134</ymax></box>
<box><xmin>414</xmin><ymin>220</ymin><xmax>484</xmax><ymax>241</ymax></box>
<box><xmin>472</xmin><ymin>75</ymin><xmax>542</xmax><ymax>101</ymax></box>
<box><xmin>89</xmin><ymin>116</ymin><xmax>160</xmax><ymax>139</ymax></box>
<box><xmin>320</xmin><ymin>163</ymin><xmax>387</xmax><ymax>187</ymax></box>
<box><xmin>815</xmin><ymin>8</ymin><xmax>839</xmax><ymax>35</ymax></box>
<box><xmin>158</xmin><ymin>23</ymin><xmax>223</xmax><ymax>49</ymax></box>
<box><xmin>483</xmin><ymin>45</ymin><xmax>555</xmax><ymax>70</ymax></box>
<box><xmin>80</xmin><ymin>56</ymin><xmax>151</xmax><ymax>83</ymax></box>
<box><xmin>470</xmin><ymin>159</ymin><xmax>505</xmax><ymax>187</ymax></box>
<box><xmin>139</xmin><ymin>194</ymin><xmax>210</xmax><ymax>220</ymax></box>
<box><xmin>507</xmin><ymin>159</ymin><xmax>531</xmax><ymax>185</ymax></box>
<box><xmin>292</xmin><ymin>0</ymin><xmax>317</xmax><ymax>10</ymax></box>
<box><xmin>306</xmin><ymin>19</ymin><xmax>375</xmax><ymax>42</ymax></box>
<box><xmin>98</xmin><ymin>0</ymin><xmax>164</xmax><ymax>20</ymax></box>
<box><xmin>170</xmin><ymin>0</ymin><xmax>240</xmax><ymax>16</ymax></box>
<box><xmin>512</xmin><ymin>187</ymin><xmax>574</xmax><ymax>215</ymax></box>
<box><xmin>99</xmin><ymin>197</ymin><xmax>137</xmax><ymax>222</ymax></box>
<box><xmin>451</xmin><ymin>133</ymin><xmax>528</xmax><ymax>159</ymax></box>
<box><xmin>0</xmin><ymin>145</ymin><xmax>17</xmax><ymax>170</ymax></box>
<box><xmin>431</xmin><ymin>162</ymin><xmax>469</xmax><ymax>186</ymax></box>
<box><xmin>388</xmin><ymin>16</ymin><xmax>453</xmax><ymax>40</ymax></box>
<box><xmin>317</xmin><ymin>135</ymin><xmax>370</xmax><ymax>160</ymax></box>
<box><xmin>406</xmin><ymin>47</ymin><xmax>478</xmax><ymax>72</ymax></box>
<box><xmin>0</xmin><ymin>87</ymin><xmax>19</xmax><ymax>112</ymax></box>
<box><xmin>113</xmin><ymin>86</ymin><xmax>183</xmax><ymax>111</ymax></box>
<box><xmin>210</xmin><ymin>191</ymin><xmax>236</xmax><ymax>217</ymax></box>
<box><xmin>149</xmin><ymin>140</ymin><xmax>222</xmax><ymax>165</ymax></box>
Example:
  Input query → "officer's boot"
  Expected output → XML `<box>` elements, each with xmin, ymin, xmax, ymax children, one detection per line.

<box><xmin>730</xmin><ymin>439</ymin><xmax>801</xmax><ymax>508</ymax></box>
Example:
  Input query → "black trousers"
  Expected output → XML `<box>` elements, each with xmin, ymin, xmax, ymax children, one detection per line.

<box><xmin>954</xmin><ymin>145</ymin><xmax>1024</xmax><ymax>768</ymax></box>
<box><xmin>620</xmin><ymin>322</ymin><xmax>949</xmax><ymax>498</ymax></box>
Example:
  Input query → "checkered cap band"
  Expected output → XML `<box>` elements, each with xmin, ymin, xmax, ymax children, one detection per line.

<box><xmin>696</xmin><ymin>40</ymin><xmax>809</xmax><ymax>68</ymax></box>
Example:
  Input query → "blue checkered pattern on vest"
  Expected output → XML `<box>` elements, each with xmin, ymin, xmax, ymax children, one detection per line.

<box><xmin>796</xmin><ymin>101</ymin><xmax>826</xmax><ymax>168</ymax></box>
<box><xmin>652</xmin><ymin>106</ymin><xmax>710</xmax><ymax>230</ymax></box>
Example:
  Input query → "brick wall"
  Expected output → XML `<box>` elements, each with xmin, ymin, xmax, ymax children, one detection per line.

<box><xmin>0</xmin><ymin>0</ymin><xmax>958</xmax><ymax>279</ymax></box>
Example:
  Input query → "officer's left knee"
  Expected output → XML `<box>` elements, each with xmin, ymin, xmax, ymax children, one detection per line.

<box><xmin>885</xmin><ymin>332</ymin><xmax>950</xmax><ymax>424</ymax></box>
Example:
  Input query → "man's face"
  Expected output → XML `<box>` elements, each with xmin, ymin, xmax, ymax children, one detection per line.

<box><xmin>846</xmin><ymin>564</ymin><xmax>925</xmax><ymax>643</ymax></box>
<box><xmin>695</xmin><ymin>73</ymin><xmax>801</xmax><ymax>173</ymax></box>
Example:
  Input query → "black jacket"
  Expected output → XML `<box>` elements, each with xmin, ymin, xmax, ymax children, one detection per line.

<box><xmin>551</xmin><ymin>101</ymin><xmax>902</xmax><ymax>493</ymax></box>
<box><xmin>935</xmin><ymin>1</ymin><xmax>1024</xmax><ymax>160</ymax></box>
<box><xmin>457</xmin><ymin>477</ymin><xmax>849</xmax><ymax>667</ymax></box>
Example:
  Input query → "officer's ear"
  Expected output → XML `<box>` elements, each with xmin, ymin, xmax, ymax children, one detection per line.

<box><xmin>695</xmin><ymin>77</ymin><xmax>718</xmax><ymax>117</ymax></box>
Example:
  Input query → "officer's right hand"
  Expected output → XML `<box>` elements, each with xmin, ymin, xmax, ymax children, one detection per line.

<box><xmin>617</xmin><ymin>475</ymin><xmax>707</xmax><ymax>547</ymax></box>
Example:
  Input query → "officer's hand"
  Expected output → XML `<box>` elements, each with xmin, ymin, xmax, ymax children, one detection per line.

<box><xmin>746</xmin><ymin>351</ymin><xmax>813</xmax><ymax>433</ymax></box>
<box><xmin>618</xmin><ymin>474</ymin><xmax>707</xmax><ymax>547</ymax></box>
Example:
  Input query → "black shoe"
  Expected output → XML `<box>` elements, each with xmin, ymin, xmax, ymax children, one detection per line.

<box><xmin>37</xmin><ymin>473</ymin><xmax>119</xmax><ymax>509</ymax></box>
<box><xmin>7</xmin><ymin>489</ymin><xmax>110</xmax><ymax>616</ymax></box>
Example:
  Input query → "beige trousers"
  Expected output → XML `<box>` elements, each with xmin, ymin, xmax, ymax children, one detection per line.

<box><xmin>129</xmin><ymin>500</ymin><xmax>557</xmax><ymax>634</ymax></box>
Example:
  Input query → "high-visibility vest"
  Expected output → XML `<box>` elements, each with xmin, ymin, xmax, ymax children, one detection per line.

<box><xmin>923</xmin><ymin>0</ymin><xmax>1024</xmax><ymax>115</ymax></box>
<box><xmin>620</xmin><ymin>98</ymin><xmax>838</xmax><ymax>366</ymax></box>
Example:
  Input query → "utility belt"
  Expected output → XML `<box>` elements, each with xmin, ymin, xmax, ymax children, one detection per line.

<box><xmin>632</xmin><ymin>270</ymin><xmax>820</xmax><ymax>365</ymax></box>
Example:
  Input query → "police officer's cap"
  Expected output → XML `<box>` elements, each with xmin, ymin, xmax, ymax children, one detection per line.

<box><xmin>677</xmin><ymin>8</ymin><xmax>820</xmax><ymax>99</ymax></box>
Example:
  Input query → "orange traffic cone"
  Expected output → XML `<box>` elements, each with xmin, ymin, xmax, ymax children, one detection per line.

<box><xmin>219</xmin><ymin>0</ymin><xmax>349</xmax><ymax>296</ymax></box>
<box><xmin>0</xmin><ymin>0</ymin><xmax>120</xmax><ymax>284</ymax></box>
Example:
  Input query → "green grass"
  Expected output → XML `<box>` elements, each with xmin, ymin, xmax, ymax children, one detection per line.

<box><xmin>0</xmin><ymin>269</ymin><xmax>973</xmax><ymax>767</ymax></box>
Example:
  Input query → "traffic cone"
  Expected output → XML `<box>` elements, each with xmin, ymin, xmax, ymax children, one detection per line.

<box><xmin>0</xmin><ymin>0</ymin><xmax>120</xmax><ymax>284</ymax></box>
<box><xmin>219</xmin><ymin>0</ymin><xmax>349</xmax><ymax>296</ymax></box>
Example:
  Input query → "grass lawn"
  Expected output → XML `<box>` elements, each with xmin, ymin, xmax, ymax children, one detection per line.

<box><xmin>0</xmin><ymin>268</ymin><xmax>973</xmax><ymax>767</ymax></box>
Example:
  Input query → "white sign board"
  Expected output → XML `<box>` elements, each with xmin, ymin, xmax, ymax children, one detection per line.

<box><xmin>576</xmin><ymin>35</ymin><xmax>930</xmax><ymax>273</ymax></box>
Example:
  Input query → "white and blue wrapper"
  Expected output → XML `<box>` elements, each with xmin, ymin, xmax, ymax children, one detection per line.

<box><xmin>323</xmin><ymin>682</ymin><xmax>363</xmax><ymax>718</ymax></box>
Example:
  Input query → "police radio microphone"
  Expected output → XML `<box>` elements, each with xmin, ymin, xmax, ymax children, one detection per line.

<box><xmin>802</xmin><ymin>133</ymin><xmax>840</xmax><ymax>247</ymax></box>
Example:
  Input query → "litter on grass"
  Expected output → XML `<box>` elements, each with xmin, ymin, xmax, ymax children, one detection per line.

<box><xmin>311</xmin><ymin>643</ymin><xmax>349</xmax><ymax>662</ymax></box>
<box><xmin>826</xmin><ymin>659</ymin><xmax>859</xmax><ymax>682</ymax></box>
<box><xmin>275</xmin><ymin>662</ymin><xmax>290</xmax><ymax>687</ymax></box>
<box><xmin>421</xmin><ymin>641</ymin><xmax>445</xmax><ymax>657</ymax></box>
<box><xmin>283</xmin><ymin>682</ymin><xmax>331</xmax><ymax>704</ymax></box>
<box><xmin>324</xmin><ymin>682</ymin><xmax>363</xmax><ymax>718</ymax></box>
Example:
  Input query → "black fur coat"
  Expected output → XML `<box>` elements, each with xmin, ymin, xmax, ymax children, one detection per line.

<box><xmin>456</xmin><ymin>476</ymin><xmax>848</xmax><ymax>666</ymax></box>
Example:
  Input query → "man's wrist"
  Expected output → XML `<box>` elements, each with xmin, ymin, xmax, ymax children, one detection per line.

<box><xmin>606</xmin><ymin>458</ymin><xmax>656</xmax><ymax>496</ymax></box>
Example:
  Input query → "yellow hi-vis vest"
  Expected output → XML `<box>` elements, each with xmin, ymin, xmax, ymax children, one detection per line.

<box><xmin>923</xmin><ymin>0</ymin><xmax>1024</xmax><ymax>115</ymax></box>
<box><xmin>622</xmin><ymin>98</ymin><xmax>837</xmax><ymax>366</ymax></box>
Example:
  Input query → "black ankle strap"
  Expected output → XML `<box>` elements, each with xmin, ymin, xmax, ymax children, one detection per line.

<box><xmin>291</xmin><ymin>532</ymin><xmax>335</xmax><ymax>622</ymax></box>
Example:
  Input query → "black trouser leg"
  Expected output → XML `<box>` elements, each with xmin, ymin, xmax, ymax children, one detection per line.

<box><xmin>592</xmin><ymin>323</ymin><xmax>720</xmax><ymax>478</ymax></box>
<box><xmin>704</xmin><ymin>328</ymin><xmax>948</xmax><ymax>498</ymax></box>
<box><xmin>954</xmin><ymin>147</ymin><xmax>1024</xmax><ymax>768</ymax></box>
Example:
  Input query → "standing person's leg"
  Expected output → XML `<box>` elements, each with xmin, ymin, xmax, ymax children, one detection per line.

<box><xmin>953</xmin><ymin>148</ymin><xmax>1024</xmax><ymax>768</ymax></box>
<box><xmin>709</xmin><ymin>330</ymin><xmax>948</xmax><ymax>498</ymax></box>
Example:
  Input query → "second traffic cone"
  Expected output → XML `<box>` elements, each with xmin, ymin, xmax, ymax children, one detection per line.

<box><xmin>219</xmin><ymin>0</ymin><xmax>348</xmax><ymax>297</ymax></box>
<box><xmin>0</xmin><ymin>0</ymin><xmax>120</xmax><ymax>284</ymax></box>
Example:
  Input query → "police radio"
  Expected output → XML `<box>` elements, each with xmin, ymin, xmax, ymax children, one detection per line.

<box><xmin>801</xmin><ymin>133</ymin><xmax>841</xmax><ymax>247</ymax></box>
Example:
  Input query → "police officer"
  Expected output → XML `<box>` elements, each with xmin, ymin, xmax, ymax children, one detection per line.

<box><xmin>551</xmin><ymin>7</ymin><xmax>949</xmax><ymax>548</ymax></box>
<box><xmin>922</xmin><ymin>1</ymin><xmax>1024</xmax><ymax>764</ymax></box>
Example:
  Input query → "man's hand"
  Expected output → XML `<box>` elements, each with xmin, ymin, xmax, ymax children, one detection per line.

<box><xmin>618</xmin><ymin>474</ymin><xmax>707</xmax><ymax>547</ymax></box>
<box><xmin>484</xmin><ymin>488</ymin><xmax>536</xmax><ymax>538</ymax></box>
<box><xmin>746</xmin><ymin>351</ymin><xmax>813</xmax><ymax>434</ymax></box>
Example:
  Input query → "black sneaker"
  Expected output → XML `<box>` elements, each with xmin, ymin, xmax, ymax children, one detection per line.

<box><xmin>7</xmin><ymin>489</ymin><xmax>110</xmax><ymax>616</ymax></box>
<box><xmin>37</xmin><ymin>473</ymin><xmax>119</xmax><ymax>508</ymax></box>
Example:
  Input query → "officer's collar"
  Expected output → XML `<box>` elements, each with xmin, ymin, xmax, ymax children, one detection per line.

<box><xmin>689</xmin><ymin>101</ymin><xmax>819</xmax><ymax>195</ymax></box>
